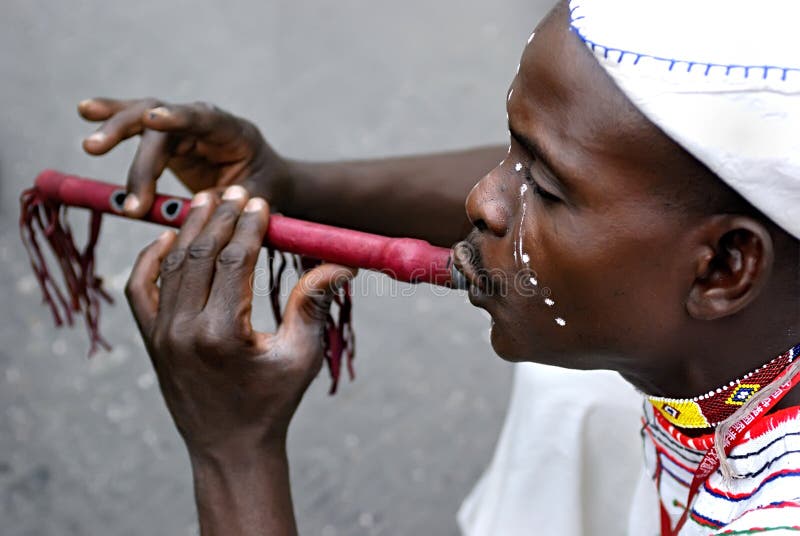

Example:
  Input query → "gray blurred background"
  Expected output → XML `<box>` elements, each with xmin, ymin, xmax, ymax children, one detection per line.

<box><xmin>1</xmin><ymin>1</ymin><xmax>550</xmax><ymax>534</ymax></box>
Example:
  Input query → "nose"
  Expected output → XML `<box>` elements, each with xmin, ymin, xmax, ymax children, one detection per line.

<box><xmin>465</xmin><ymin>168</ymin><xmax>513</xmax><ymax>238</ymax></box>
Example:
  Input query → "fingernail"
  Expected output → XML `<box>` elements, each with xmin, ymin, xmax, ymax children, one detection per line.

<box><xmin>159</xmin><ymin>230</ymin><xmax>173</xmax><ymax>242</ymax></box>
<box><xmin>86</xmin><ymin>132</ymin><xmax>106</xmax><ymax>143</ymax></box>
<box><xmin>78</xmin><ymin>99</ymin><xmax>93</xmax><ymax>108</ymax></box>
<box><xmin>222</xmin><ymin>185</ymin><xmax>248</xmax><ymax>201</ymax></box>
<box><xmin>191</xmin><ymin>192</ymin><xmax>212</xmax><ymax>207</ymax></box>
<box><xmin>244</xmin><ymin>197</ymin><xmax>267</xmax><ymax>212</ymax></box>
<box><xmin>148</xmin><ymin>106</ymin><xmax>169</xmax><ymax>119</ymax></box>
<box><xmin>124</xmin><ymin>194</ymin><xmax>140</xmax><ymax>213</ymax></box>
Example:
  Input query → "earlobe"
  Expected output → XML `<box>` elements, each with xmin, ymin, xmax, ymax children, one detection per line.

<box><xmin>686</xmin><ymin>217</ymin><xmax>774</xmax><ymax>321</ymax></box>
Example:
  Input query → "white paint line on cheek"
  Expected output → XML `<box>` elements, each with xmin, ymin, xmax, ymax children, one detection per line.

<box><xmin>516</xmin><ymin>62</ymin><xmax>521</xmax><ymax>74</ymax></box>
<box><xmin>515</xmin><ymin>162</ymin><xmax>523</xmax><ymax>172</ymax></box>
<box><xmin>544</xmin><ymin>298</ymin><xmax>555</xmax><ymax>307</ymax></box>
<box><xmin>508</xmin><ymin>88</ymin><xmax>514</xmax><ymax>102</ymax></box>
<box><xmin>514</xmin><ymin>182</ymin><xmax>531</xmax><ymax>273</ymax></box>
<box><xmin>528</xmin><ymin>31</ymin><xmax>535</xmax><ymax>44</ymax></box>
<box><xmin>555</xmin><ymin>317</ymin><xmax>566</xmax><ymax>327</ymax></box>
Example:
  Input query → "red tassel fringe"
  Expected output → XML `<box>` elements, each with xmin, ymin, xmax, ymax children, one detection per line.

<box><xmin>19</xmin><ymin>187</ymin><xmax>355</xmax><ymax>393</ymax></box>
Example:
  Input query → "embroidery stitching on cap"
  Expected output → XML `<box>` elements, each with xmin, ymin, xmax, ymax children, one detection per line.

<box><xmin>567</xmin><ymin>0</ymin><xmax>800</xmax><ymax>82</ymax></box>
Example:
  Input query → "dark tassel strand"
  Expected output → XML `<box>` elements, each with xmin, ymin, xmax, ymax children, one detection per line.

<box><xmin>20</xmin><ymin>187</ymin><xmax>354</xmax><ymax>393</ymax></box>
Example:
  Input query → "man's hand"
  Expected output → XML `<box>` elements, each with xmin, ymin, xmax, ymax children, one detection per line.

<box><xmin>125</xmin><ymin>184</ymin><xmax>356</xmax><ymax>457</ymax></box>
<box><xmin>79</xmin><ymin>98</ymin><xmax>292</xmax><ymax>218</ymax></box>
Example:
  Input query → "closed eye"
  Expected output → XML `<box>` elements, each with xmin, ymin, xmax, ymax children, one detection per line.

<box><xmin>534</xmin><ymin>184</ymin><xmax>560</xmax><ymax>202</ymax></box>
<box><xmin>524</xmin><ymin>168</ymin><xmax>561</xmax><ymax>203</ymax></box>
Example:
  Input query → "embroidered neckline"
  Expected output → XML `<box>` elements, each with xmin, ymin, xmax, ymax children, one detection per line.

<box><xmin>647</xmin><ymin>343</ymin><xmax>799</xmax><ymax>429</ymax></box>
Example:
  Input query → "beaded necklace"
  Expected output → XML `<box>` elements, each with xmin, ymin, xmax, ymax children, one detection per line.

<box><xmin>647</xmin><ymin>343</ymin><xmax>800</xmax><ymax>429</ymax></box>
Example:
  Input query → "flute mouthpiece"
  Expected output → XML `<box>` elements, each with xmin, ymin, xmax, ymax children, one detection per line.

<box><xmin>449</xmin><ymin>262</ymin><xmax>470</xmax><ymax>291</ymax></box>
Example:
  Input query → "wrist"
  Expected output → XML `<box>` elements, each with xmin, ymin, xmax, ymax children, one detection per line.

<box><xmin>190</xmin><ymin>442</ymin><xmax>297</xmax><ymax>536</ymax></box>
<box><xmin>280</xmin><ymin>158</ymin><xmax>317</xmax><ymax>217</ymax></box>
<box><xmin>187</xmin><ymin>434</ymin><xmax>287</xmax><ymax>472</ymax></box>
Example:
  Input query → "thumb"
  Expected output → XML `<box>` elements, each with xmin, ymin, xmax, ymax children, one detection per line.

<box><xmin>279</xmin><ymin>263</ymin><xmax>357</xmax><ymax>350</ymax></box>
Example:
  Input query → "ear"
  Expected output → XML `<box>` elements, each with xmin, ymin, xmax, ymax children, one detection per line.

<box><xmin>687</xmin><ymin>216</ymin><xmax>774</xmax><ymax>320</ymax></box>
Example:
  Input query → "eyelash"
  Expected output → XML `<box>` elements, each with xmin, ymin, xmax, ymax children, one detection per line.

<box><xmin>523</xmin><ymin>168</ymin><xmax>560</xmax><ymax>203</ymax></box>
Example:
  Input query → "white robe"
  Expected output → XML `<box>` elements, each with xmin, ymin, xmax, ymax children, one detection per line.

<box><xmin>458</xmin><ymin>363</ymin><xmax>647</xmax><ymax>535</ymax></box>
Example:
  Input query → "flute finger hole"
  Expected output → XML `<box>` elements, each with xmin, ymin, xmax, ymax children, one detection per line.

<box><xmin>110</xmin><ymin>189</ymin><xmax>127</xmax><ymax>213</ymax></box>
<box><xmin>161</xmin><ymin>199</ymin><xmax>183</xmax><ymax>221</ymax></box>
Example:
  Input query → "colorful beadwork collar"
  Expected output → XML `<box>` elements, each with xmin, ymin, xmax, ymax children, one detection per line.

<box><xmin>647</xmin><ymin>343</ymin><xmax>799</xmax><ymax>429</ymax></box>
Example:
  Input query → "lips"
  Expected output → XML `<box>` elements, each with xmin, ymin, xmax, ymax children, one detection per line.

<box><xmin>452</xmin><ymin>240</ymin><xmax>486</xmax><ymax>292</ymax></box>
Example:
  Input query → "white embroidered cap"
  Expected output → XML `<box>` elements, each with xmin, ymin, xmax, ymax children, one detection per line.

<box><xmin>568</xmin><ymin>0</ymin><xmax>800</xmax><ymax>239</ymax></box>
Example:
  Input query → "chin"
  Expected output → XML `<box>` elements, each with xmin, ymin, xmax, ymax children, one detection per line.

<box><xmin>488</xmin><ymin>317</ymin><xmax>584</xmax><ymax>368</ymax></box>
<box><xmin>488</xmin><ymin>322</ymin><xmax>533</xmax><ymax>363</ymax></box>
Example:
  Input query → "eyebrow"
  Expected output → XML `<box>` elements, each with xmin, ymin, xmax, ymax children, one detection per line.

<box><xmin>508</xmin><ymin>124</ymin><xmax>572</xmax><ymax>191</ymax></box>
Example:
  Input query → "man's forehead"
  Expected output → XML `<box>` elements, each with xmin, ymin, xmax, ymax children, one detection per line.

<box><xmin>508</xmin><ymin>2</ymin><xmax>687</xmax><ymax>201</ymax></box>
<box><xmin>512</xmin><ymin>8</ymin><xmax>617</xmax><ymax>148</ymax></box>
<box><xmin>516</xmin><ymin>2</ymin><xmax>617</xmax><ymax>110</ymax></box>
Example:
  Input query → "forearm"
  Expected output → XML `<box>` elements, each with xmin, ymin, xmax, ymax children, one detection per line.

<box><xmin>283</xmin><ymin>145</ymin><xmax>505</xmax><ymax>247</ymax></box>
<box><xmin>191</xmin><ymin>445</ymin><xmax>297</xmax><ymax>536</ymax></box>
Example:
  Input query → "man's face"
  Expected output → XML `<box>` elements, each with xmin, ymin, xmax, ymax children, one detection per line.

<box><xmin>456</xmin><ymin>2</ymin><xmax>705</xmax><ymax>373</ymax></box>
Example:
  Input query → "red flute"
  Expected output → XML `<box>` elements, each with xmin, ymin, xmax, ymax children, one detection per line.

<box><xmin>34</xmin><ymin>169</ymin><xmax>468</xmax><ymax>289</ymax></box>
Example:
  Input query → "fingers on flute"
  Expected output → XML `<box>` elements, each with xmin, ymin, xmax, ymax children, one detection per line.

<box><xmin>124</xmin><ymin>129</ymin><xmax>172</xmax><ymax>217</ymax></box>
<box><xmin>204</xmin><ymin>196</ymin><xmax>270</xmax><ymax>331</ymax></box>
<box><xmin>81</xmin><ymin>98</ymin><xmax>160</xmax><ymax>155</ymax></box>
<box><xmin>157</xmin><ymin>192</ymin><xmax>219</xmax><ymax>318</ymax></box>
<box><xmin>126</xmin><ymin>230</ymin><xmax>177</xmax><ymax>336</ymax></box>
<box><xmin>173</xmin><ymin>186</ymin><xmax>252</xmax><ymax>315</ymax></box>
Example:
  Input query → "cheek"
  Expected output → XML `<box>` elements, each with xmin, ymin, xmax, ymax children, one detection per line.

<box><xmin>488</xmin><ymin>211</ymin><xmax>615</xmax><ymax>354</ymax></box>
<box><xmin>487</xmin><ymin>287</ymin><xmax>577</xmax><ymax>364</ymax></box>
<box><xmin>532</xmin><ymin>226</ymin><xmax>684</xmax><ymax>352</ymax></box>
<box><xmin>484</xmin><ymin>255</ymin><xmax>576</xmax><ymax>362</ymax></box>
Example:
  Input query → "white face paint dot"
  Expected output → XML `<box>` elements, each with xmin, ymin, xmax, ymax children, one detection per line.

<box><xmin>520</xmin><ymin>183</ymin><xmax>528</xmax><ymax>194</ymax></box>
<box><xmin>555</xmin><ymin>317</ymin><xmax>566</xmax><ymax>327</ymax></box>
<box><xmin>521</xmin><ymin>253</ymin><xmax>530</xmax><ymax>263</ymax></box>
<box><xmin>529</xmin><ymin>276</ymin><xmax>538</xmax><ymax>286</ymax></box>
<box><xmin>515</xmin><ymin>162</ymin><xmax>523</xmax><ymax>172</ymax></box>
<box><xmin>544</xmin><ymin>298</ymin><xmax>555</xmax><ymax>307</ymax></box>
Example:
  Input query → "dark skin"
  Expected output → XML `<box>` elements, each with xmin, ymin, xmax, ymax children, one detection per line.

<box><xmin>81</xmin><ymin>1</ymin><xmax>799</xmax><ymax>533</ymax></box>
